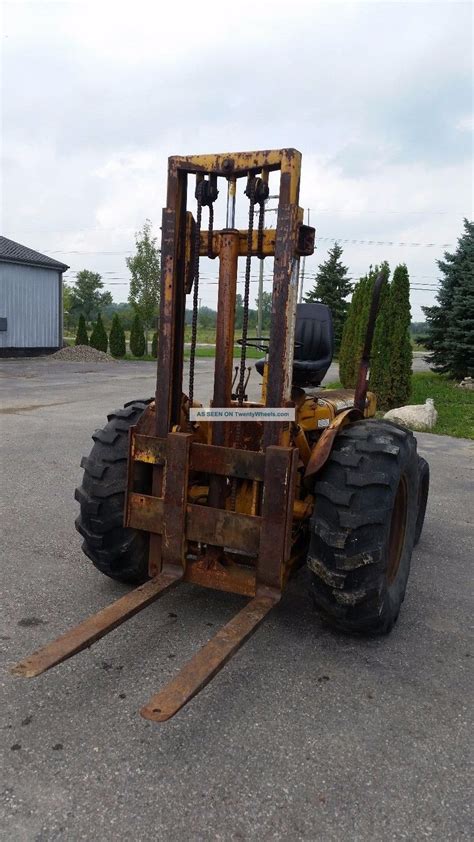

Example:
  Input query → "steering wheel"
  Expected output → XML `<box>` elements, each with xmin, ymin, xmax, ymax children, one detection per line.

<box><xmin>237</xmin><ymin>337</ymin><xmax>303</xmax><ymax>354</ymax></box>
<box><xmin>237</xmin><ymin>336</ymin><xmax>270</xmax><ymax>353</ymax></box>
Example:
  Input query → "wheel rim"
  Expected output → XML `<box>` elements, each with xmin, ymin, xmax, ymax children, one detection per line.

<box><xmin>387</xmin><ymin>475</ymin><xmax>408</xmax><ymax>585</ymax></box>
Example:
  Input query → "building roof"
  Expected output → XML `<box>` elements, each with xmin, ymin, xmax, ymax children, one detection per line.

<box><xmin>0</xmin><ymin>236</ymin><xmax>69</xmax><ymax>271</ymax></box>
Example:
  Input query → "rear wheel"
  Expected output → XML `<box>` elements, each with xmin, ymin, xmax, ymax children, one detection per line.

<box><xmin>307</xmin><ymin>419</ymin><xmax>419</xmax><ymax>634</ymax></box>
<box><xmin>414</xmin><ymin>456</ymin><xmax>429</xmax><ymax>545</ymax></box>
<box><xmin>75</xmin><ymin>399</ymin><xmax>152</xmax><ymax>584</ymax></box>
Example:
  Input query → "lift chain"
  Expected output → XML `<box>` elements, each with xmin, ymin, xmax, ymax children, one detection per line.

<box><xmin>188</xmin><ymin>183</ymin><xmax>203</xmax><ymax>409</ymax></box>
<box><xmin>235</xmin><ymin>175</ymin><xmax>269</xmax><ymax>403</ymax></box>
<box><xmin>236</xmin><ymin>176</ymin><xmax>257</xmax><ymax>405</ymax></box>
<box><xmin>188</xmin><ymin>176</ymin><xmax>218</xmax><ymax>408</ymax></box>
<box><xmin>208</xmin><ymin>202</ymin><xmax>215</xmax><ymax>259</ymax></box>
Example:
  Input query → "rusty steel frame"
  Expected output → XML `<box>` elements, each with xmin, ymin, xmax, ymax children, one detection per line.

<box><xmin>156</xmin><ymin>149</ymin><xmax>302</xmax><ymax>447</ymax></box>
<box><xmin>11</xmin><ymin>570</ymin><xmax>182</xmax><ymax>678</ymax></box>
<box><xmin>146</xmin><ymin>149</ymin><xmax>305</xmax><ymax>581</ymax></box>
<box><xmin>141</xmin><ymin>593</ymin><xmax>279</xmax><ymax>721</ymax></box>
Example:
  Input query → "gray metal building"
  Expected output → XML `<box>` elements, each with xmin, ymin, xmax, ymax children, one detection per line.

<box><xmin>0</xmin><ymin>236</ymin><xmax>69</xmax><ymax>356</ymax></box>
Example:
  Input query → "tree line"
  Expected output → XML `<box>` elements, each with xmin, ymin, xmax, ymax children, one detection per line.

<box><xmin>305</xmin><ymin>218</ymin><xmax>473</xmax><ymax>407</ymax></box>
<box><xmin>75</xmin><ymin>310</ymin><xmax>157</xmax><ymax>358</ymax></box>
<box><xmin>65</xmin><ymin>216</ymin><xmax>473</xmax><ymax>399</ymax></box>
<box><xmin>65</xmin><ymin>220</ymin><xmax>160</xmax><ymax>357</ymax></box>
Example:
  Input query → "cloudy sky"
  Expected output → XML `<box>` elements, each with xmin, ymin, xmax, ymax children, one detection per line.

<box><xmin>2</xmin><ymin>0</ymin><xmax>472</xmax><ymax>318</ymax></box>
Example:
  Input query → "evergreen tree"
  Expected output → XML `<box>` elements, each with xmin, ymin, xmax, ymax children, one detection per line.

<box><xmin>305</xmin><ymin>242</ymin><xmax>352</xmax><ymax>353</ymax></box>
<box><xmin>340</xmin><ymin>264</ymin><xmax>391</xmax><ymax>390</ymax></box>
<box><xmin>367</xmin><ymin>262</ymin><xmax>391</xmax><ymax>406</ymax></box>
<box><xmin>339</xmin><ymin>277</ymin><xmax>364</xmax><ymax>388</ymax></box>
<box><xmin>151</xmin><ymin>332</ymin><xmax>158</xmax><ymax>358</ymax></box>
<box><xmin>89</xmin><ymin>312</ymin><xmax>108</xmax><ymax>353</ymax></box>
<box><xmin>354</xmin><ymin>269</ymin><xmax>378</xmax><ymax>379</ymax></box>
<box><xmin>75</xmin><ymin>314</ymin><xmax>89</xmax><ymax>346</ymax></box>
<box><xmin>340</xmin><ymin>268</ymin><xmax>374</xmax><ymax>387</ymax></box>
<box><xmin>446</xmin><ymin>267</ymin><xmax>474</xmax><ymax>378</ymax></box>
<box><xmin>423</xmin><ymin>219</ymin><xmax>474</xmax><ymax>379</ymax></box>
<box><xmin>388</xmin><ymin>265</ymin><xmax>412</xmax><ymax>407</ymax></box>
<box><xmin>109</xmin><ymin>313</ymin><xmax>126</xmax><ymax>358</ymax></box>
<box><xmin>130</xmin><ymin>312</ymin><xmax>146</xmax><ymax>357</ymax></box>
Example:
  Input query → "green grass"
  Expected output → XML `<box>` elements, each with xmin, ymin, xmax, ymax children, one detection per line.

<box><xmin>183</xmin><ymin>345</ymin><xmax>261</xmax><ymax>359</ymax></box>
<box><xmin>123</xmin><ymin>353</ymin><xmax>156</xmax><ymax>362</ymax></box>
<box><xmin>409</xmin><ymin>373</ymin><xmax>473</xmax><ymax>440</ymax></box>
<box><xmin>184</xmin><ymin>326</ymin><xmax>217</xmax><ymax>343</ymax></box>
<box><xmin>121</xmin><ymin>345</ymin><xmax>261</xmax><ymax>362</ymax></box>
<box><xmin>326</xmin><ymin>374</ymin><xmax>473</xmax><ymax>440</ymax></box>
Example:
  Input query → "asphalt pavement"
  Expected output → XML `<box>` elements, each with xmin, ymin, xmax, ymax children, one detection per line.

<box><xmin>0</xmin><ymin>356</ymin><xmax>471</xmax><ymax>841</ymax></box>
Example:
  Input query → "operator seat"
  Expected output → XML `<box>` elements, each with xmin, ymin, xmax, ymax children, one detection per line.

<box><xmin>255</xmin><ymin>302</ymin><xmax>334</xmax><ymax>388</ymax></box>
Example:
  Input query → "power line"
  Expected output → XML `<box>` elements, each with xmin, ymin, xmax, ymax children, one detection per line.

<box><xmin>308</xmin><ymin>207</ymin><xmax>468</xmax><ymax>216</ymax></box>
<box><xmin>47</xmin><ymin>233</ymin><xmax>456</xmax><ymax>255</ymax></box>
<box><xmin>49</xmin><ymin>249</ymin><xmax>133</xmax><ymax>255</ymax></box>
<box><xmin>315</xmin><ymin>236</ymin><xmax>453</xmax><ymax>247</ymax></box>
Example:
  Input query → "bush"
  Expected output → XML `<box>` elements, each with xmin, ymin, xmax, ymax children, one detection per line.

<box><xmin>90</xmin><ymin>312</ymin><xmax>108</xmax><ymax>353</ymax></box>
<box><xmin>75</xmin><ymin>314</ymin><xmax>88</xmax><ymax>346</ymax></box>
<box><xmin>151</xmin><ymin>332</ymin><xmax>158</xmax><ymax>358</ymax></box>
<box><xmin>130</xmin><ymin>312</ymin><xmax>146</xmax><ymax>357</ymax></box>
<box><xmin>109</xmin><ymin>313</ymin><xmax>126</xmax><ymax>358</ymax></box>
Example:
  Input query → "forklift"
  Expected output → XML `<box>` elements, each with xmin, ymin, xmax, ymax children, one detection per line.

<box><xmin>12</xmin><ymin>149</ymin><xmax>428</xmax><ymax>721</ymax></box>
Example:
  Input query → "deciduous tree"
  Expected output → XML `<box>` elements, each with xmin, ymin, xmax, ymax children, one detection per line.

<box><xmin>70</xmin><ymin>271</ymin><xmax>112</xmax><ymax>323</ymax></box>
<box><xmin>127</xmin><ymin>220</ymin><xmax>160</xmax><ymax>352</ymax></box>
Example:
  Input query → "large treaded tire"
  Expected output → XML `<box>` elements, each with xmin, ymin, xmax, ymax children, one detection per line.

<box><xmin>307</xmin><ymin>419</ymin><xmax>419</xmax><ymax>635</ymax></box>
<box><xmin>414</xmin><ymin>456</ymin><xmax>429</xmax><ymax>546</ymax></box>
<box><xmin>75</xmin><ymin>399</ymin><xmax>152</xmax><ymax>584</ymax></box>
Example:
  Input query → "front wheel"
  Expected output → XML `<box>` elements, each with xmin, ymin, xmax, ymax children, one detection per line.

<box><xmin>307</xmin><ymin>419</ymin><xmax>419</xmax><ymax>634</ymax></box>
<box><xmin>75</xmin><ymin>400</ymin><xmax>152</xmax><ymax>584</ymax></box>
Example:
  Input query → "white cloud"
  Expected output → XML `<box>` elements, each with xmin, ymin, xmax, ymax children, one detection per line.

<box><xmin>1</xmin><ymin>0</ymin><xmax>472</xmax><ymax>318</ymax></box>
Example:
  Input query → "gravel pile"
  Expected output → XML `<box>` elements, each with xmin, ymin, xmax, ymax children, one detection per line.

<box><xmin>51</xmin><ymin>345</ymin><xmax>114</xmax><ymax>362</ymax></box>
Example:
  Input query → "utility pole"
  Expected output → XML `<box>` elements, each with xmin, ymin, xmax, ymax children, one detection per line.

<box><xmin>298</xmin><ymin>209</ymin><xmax>310</xmax><ymax>303</ymax></box>
<box><xmin>257</xmin><ymin>196</ymin><xmax>278</xmax><ymax>335</ymax></box>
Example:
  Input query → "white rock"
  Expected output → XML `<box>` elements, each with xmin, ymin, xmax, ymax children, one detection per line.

<box><xmin>384</xmin><ymin>398</ymin><xmax>438</xmax><ymax>431</ymax></box>
<box><xmin>456</xmin><ymin>377</ymin><xmax>474</xmax><ymax>390</ymax></box>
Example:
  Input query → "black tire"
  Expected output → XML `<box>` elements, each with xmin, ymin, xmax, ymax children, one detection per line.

<box><xmin>75</xmin><ymin>399</ymin><xmax>152</xmax><ymax>584</ymax></box>
<box><xmin>307</xmin><ymin>419</ymin><xmax>419</xmax><ymax>635</ymax></box>
<box><xmin>414</xmin><ymin>456</ymin><xmax>429</xmax><ymax>546</ymax></box>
